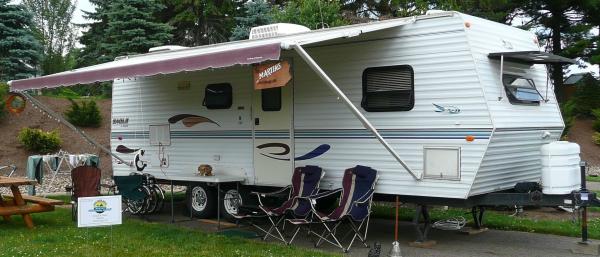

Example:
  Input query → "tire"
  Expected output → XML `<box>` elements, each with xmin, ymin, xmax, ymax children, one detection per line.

<box><xmin>186</xmin><ymin>184</ymin><xmax>217</xmax><ymax>218</ymax></box>
<box><xmin>220</xmin><ymin>188</ymin><xmax>243</xmax><ymax>222</ymax></box>
<box><xmin>151</xmin><ymin>184</ymin><xmax>165</xmax><ymax>214</ymax></box>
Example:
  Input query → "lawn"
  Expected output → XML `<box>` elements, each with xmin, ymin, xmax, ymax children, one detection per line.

<box><xmin>586</xmin><ymin>176</ymin><xmax>600</xmax><ymax>183</ymax></box>
<box><xmin>0</xmin><ymin>208</ymin><xmax>339</xmax><ymax>257</ymax></box>
<box><xmin>372</xmin><ymin>204</ymin><xmax>600</xmax><ymax>240</ymax></box>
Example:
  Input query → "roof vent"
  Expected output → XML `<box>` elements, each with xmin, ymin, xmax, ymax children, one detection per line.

<box><xmin>249</xmin><ymin>23</ymin><xmax>310</xmax><ymax>40</ymax></box>
<box><xmin>148</xmin><ymin>45</ymin><xmax>189</xmax><ymax>53</ymax></box>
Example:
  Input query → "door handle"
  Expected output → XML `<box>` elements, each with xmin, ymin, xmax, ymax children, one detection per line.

<box><xmin>255</xmin><ymin>118</ymin><xmax>260</xmax><ymax>125</ymax></box>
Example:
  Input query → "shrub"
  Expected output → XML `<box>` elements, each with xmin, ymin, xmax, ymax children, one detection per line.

<box><xmin>592</xmin><ymin>108</ymin><xmax>600</xmax><ymax>132</ymax></box>
<box><xmin>18</xmin><ymin>128</ymin><xmax>61</xmax><ymax>154</ymax></box>
<box><xmin>0</xmin><ymin>82</ymin><xmax>7</xmax><ymax>119</ymax></box>
<box><xmin>572</xmin><ymin>77</ymin><xmax>600</xmax><ymax>117</ymax></box>
<box><xmin>64</xmin><ymin>99</ymin><xmax>102</xmax><ymax>127</ymax></box>
<box><xmin>560</xmin><ymin>100</ymin><xmax>577</xmax><ymax>137</ymax></box>
<box><xmin>594</xmin><ymin>132</ymin><xmax>600</xmax><ymax>146</ymax></box>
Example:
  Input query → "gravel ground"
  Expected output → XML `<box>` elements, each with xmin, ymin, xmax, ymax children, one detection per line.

<box><xmin>588</xmin><ymin>165</ymin><xmax>600</xmax><ymax>176</ymax></box>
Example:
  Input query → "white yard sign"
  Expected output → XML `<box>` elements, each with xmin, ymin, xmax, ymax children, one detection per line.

<box><xmin>77</xmin><ymin>195</ymin><xmax>122</xmax><ymax>228</ymax></box>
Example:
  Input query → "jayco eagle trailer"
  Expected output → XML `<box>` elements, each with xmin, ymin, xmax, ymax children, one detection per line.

<box><xmin>9</xmin><ymin>11</ymin><xmax>597</xmax><ymax>241</ymax></box>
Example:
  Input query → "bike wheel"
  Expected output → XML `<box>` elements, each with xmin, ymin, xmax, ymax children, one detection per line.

<box><xmin>150</xmin><ymin>184</ymin><xmax>165</xmax><ymax>213</ymax></box>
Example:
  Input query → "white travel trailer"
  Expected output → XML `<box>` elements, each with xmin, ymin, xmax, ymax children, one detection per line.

<box><xmin>9</xmin><ymin>11</ymin><xmax>588</xmax><ymax>228</ymax></box>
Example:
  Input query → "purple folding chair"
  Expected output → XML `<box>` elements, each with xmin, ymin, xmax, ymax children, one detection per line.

<box><xmin>233</xmin><ymin>165</ymin><xmax>324</xmax><ymax>243</ymax></box>
<box><xmin>287</xmin><ymin>165</ymin><xmax>378</xmax><ymax>252</ymax></box>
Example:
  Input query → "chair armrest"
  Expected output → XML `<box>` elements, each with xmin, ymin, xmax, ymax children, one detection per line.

<box><xmin>251</xmin><ymin>185</ymin><xmax>291</xmax><ymax>198</ymax></box>
<box><xmin>251</xmin><ymin>185</ymin><xmax>291</xmax><ymax>206</ymax></box>
<box><xmin>300</xmin><ymin>188</ymin><xmax>342</xmax><ymax>201</ymax></box>
<box><xmin>353</xmin><ymin>189</ymin><xmax>375</xmax><ymax>206</ymax></box>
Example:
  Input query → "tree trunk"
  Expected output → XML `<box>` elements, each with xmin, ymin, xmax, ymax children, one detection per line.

<box><xmin>551</xmin><ymin>21</ymin><xmax>565</xmax><ymax>103</ymax></box>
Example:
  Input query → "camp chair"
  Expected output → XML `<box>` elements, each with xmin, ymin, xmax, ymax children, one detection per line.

<box><xmin>234</xmin><ymin>165</ymin><xmax>324</xmax><ymax>243</ymax></box>
<box><xmin>66</xmin><ymin>166</ymin><xmax>102</xmax><ymax>221</ymax></box>
<box><xmin>287</xmin><ymin>165</ymin><xmax>378</xmax><ymax>252</ymax></box>
<box><xmin>113</xmin><ymin>175</ymin><xmax>147</xmax><ymax>214</ymax></box>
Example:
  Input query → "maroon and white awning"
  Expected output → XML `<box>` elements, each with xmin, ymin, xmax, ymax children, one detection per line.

<box><xmin>8</xmin><ymin>16</ymin><xmax>418</xmax><ymax>91</ymax></box>
<box><xmin>9</xmin><ymin>44</ymin><xmax>281</xmax><ymax>91</ymax></box>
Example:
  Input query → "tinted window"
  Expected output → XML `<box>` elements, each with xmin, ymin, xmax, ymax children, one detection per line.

<box><xmin>502</xmin><ymin>75</ymin><xmax>542</xmax><ymax>105</ymax></box>
<box><xmin>204</xmin><ymin>83</ymin><xmax>232</xmax><ymax>109</ymax></box>
<box><xmin>261</xmin><ymin>87</ymin><xmax>281</xmax><ymax>111</ymax></box>
<box><xmin>361</xmin><ymin>65</ymin><xmax>414</xmax><ymax>112</ymax></box>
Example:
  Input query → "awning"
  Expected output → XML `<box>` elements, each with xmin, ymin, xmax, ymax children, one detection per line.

<box><xmin>488</xmin><ymin>51</ymin><xmax>576</xmax><ymax>65</ymax></box>
<box><xmin>8</xmin><ymin>15</ymin><xmax>418</xmax><ymax>91</ymax></box>
<box><xmin>9</xmin><ymin>44</ymin><xmax>281</xmax><ymax>91</ymax></box>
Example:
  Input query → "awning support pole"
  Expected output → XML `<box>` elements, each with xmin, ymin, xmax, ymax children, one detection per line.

<box><xmin>291</xmin><ymin>44</ymin><xmax>420</xmax><ymax>181</ymax></box>
<box><xmin>498</xmin><ymin>54</ymin><xmax>504</xmax><ymax>101</ymax></box>
<box><xmin>21</xmin><ymin>92</ymin><xmax>132</xmax><ymax>167</ymax></box>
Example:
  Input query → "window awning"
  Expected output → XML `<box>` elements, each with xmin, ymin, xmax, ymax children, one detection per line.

<box><xmin>8</xmin><ymin>15</ymin><xmax>417</xmax><ymax>91</ymax></box>
<box><xmin>488</xmin><ymin>51</ymin><xmax>576</xmax><ymax>65</ymax></box>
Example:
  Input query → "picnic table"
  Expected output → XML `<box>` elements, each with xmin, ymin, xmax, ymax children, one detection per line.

<box><xmin>0</xmin><ymin>176</ymin><xmax>64</xmax><ymax>228</ymax></box>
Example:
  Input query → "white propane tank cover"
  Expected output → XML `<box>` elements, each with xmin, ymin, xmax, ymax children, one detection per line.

<box><xmin>540</xmin><ymin>141</ymin><xmax>581</xmax><ymax>195</ymax></box>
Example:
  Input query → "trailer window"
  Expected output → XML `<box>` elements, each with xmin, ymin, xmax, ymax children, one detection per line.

<box><xmin>261</xmin><ymin>87</ymin><xmax>281</xmax><ymax>111</ymax></box>
<box><xmin>204</xmin><ymin>83</ymin><xmax>232</xmax><ymax>109</ymax></box>
<box><xmin>361</xmin><ymin>65</ymin><xmax>414</xmax><ymax>112</ymax></box>
<box><xmin>502</xmin><ymin>75</ymin><xmax>542</xmax><ymax>105</ymax></box>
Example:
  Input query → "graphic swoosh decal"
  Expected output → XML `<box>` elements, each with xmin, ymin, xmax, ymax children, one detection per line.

<box><xmin>256</xmin><ymin>143</ymin><xmax>331</xmax><ymax>161</ymax></box>
<box><xmin>168</xmin><ymin>114</ymin><xmax>220</xmax><ymax>127</ymax></box>
<box><xmin>256</xmin><ymin>143</ymin><xmax>290</xmax><ymax>156</ymax></box>
<box><xmin>116</xmin><ymin>145</ymin><xmax>139</xmax><ymax>154</ymax></box>
<box><xmin>294</xmin><ymin>144</ymin><xmax>331</xmax><ymax>161</ymax></box>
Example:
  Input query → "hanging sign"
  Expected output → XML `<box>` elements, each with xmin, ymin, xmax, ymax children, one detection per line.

<box><xmin>78</xmin><ymin>195</ymin><xmax>122</xmax><ymax>228</ymax></box>
<box><xmin>253</xmin><ymin>60</ymin><xmax>291</xmax><ymax>90</ymax></box>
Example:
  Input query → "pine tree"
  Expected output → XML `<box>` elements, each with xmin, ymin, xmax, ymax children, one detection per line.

<box><xmin>230</xmin><ymin>1</ymin><xmax>273</xmax><ymax>41</ymax></box>
<box><xmin>103</xmin><ymin>0</ymin><xmax>173</xmax><ymax>59</ymax></box>
<box><xmin>0</xmin><ymin>0</ymin><xmax>41</xmax><ymax>81</ymax></box>
<box><xmin>273</xmin><ymin>0</ymin><xmax>348</xmax><ymax>30</ymax></box>
<box><xmin>159</xmin><ymin>0</ymin><xmax>239</xmax><ymax>46</ymax></box>
<box><xmin>77</xmin><ymin>0</ymin><xmax>112</xmax><ymax>66</ymax></box>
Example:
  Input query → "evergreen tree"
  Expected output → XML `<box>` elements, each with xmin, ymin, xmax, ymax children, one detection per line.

<box><xmin>159</xmin><ymin>0</ymin><xmax>239</xmax><ymax>46</ymax></box>
<box><xmin>273</xmin><ymin>0</ymin><xmax>348</xmax><ymax>29</ymax></box>
<box><xmin>103</xmin><ymin>0</ymin><xmax>173</xmax><ymax>59</ymax></box>
<box><xmin>0</xmin><ymin>0</ymin><xmax>41</xmax><ymax>81</ymax></box>
<box><xmin>230</xmin><ymin>0</ymin><xmax>273</xmax><ymax>41</ymax></box>
<box><xmin>515</xmin><ymin>0</ymin><xmax>590</xmax><ymax>102</ymax></box>
<box><xmin>77</xmin><ymin>0</ymin><xmax>112</xmax><ymax>66</ymax></box>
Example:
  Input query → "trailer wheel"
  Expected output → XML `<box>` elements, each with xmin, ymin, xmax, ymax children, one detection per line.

<box><xmin>220</xmin><ymin>188</ymin><xmax>242</xmax><ymax>221</ymax></box>
<box><xmin>186</xmin><ymin>184</ymin><xmax>217</xmax><ymax>218</ymax></box>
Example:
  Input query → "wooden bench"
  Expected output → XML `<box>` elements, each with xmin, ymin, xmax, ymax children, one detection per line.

<box><xmin>1</xmin><ymin>194</ymin><xmax>66</xmax><ymax>227</ymax></box>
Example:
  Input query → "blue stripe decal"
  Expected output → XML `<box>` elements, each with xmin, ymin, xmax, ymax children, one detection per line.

<box><xmin>112</xmin><ymin>129</ymin><xmax>492</xmax><ymax>140</ymax></box>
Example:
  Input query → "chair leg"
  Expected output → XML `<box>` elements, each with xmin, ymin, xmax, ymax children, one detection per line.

<box><xmin>262</xmin><ymin>215</ymin><xmax>287</xmax><ymax>243</ymax></box>
<box><xmin>315</xmin><ymin>221</ymin><xmax>345</xmax><ymax>251</ymax></box>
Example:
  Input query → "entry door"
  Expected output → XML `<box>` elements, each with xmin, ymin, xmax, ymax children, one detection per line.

<box><xmin>253</xmin><ymin>82</ymin><xmax>293</xmax><ymax>186</ymax></box>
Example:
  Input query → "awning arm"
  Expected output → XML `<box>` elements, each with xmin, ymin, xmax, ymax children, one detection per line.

<box><xmin>21</xmin><ymin>93</ymin><xmax>132</xmax><ymax>167</ymax></box>
<box><xmin>291</xmin><ymin>44</ymin><xmax>421</xmax><ymax>181</ymax></box>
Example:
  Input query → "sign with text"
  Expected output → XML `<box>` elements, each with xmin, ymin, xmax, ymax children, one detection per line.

<box><xmin>77</xmin><ymin>195</ymin><xmax>122</xmax><ymax>228</ymax></box>
<box><xmin>253</xmin><ymin>60</ymin><xmax>292</xmax><ymax>90</ymax></box>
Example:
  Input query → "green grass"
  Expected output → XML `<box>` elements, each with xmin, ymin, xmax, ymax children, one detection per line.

<box><xmin>587</xmin><ymin>176</ymin><xmax>600</xmax><ymax>183</ymax></box>
<box><xmin>0</xmin><ymin>208</ymin><xmax>339</xmax><ymax>257</ymax></box>
<box><xmin>372</xmin><ymin>204</ymin><xmax>600</xmax><ymax>239</ymax></box>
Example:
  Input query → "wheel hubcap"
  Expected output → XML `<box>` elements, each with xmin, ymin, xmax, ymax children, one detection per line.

<box><xmin>224</xmin><ymin>189</ymin><xmax>242</xmax><ymax>215</ymax></box>
<box><xmin>191</xmin><ymin>186</ymin><xmax>208</xmax><ymax>211</ymax></box>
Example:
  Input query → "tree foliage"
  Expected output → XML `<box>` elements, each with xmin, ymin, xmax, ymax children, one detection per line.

<box><xmin>103</xmin><ymin>0</ymin><xmax>173</xmax><ymax>59</ymax></box>
<box><xmin>22</xmin><ymin>0</ymin><xmax>77</xmax><ymax>75</ymax></box>
<box><xmin>77</xmin><ymin>0</ymin><xmax>112</xmax><ymax>66</ymax></box>
<box><xmin>160</xmin><ymin>0</ymin><xmax>239</xmax><ymax>46</ymax></box>
<box><xmin>0</xmin><ymin>0</ymin><xmax>42</xmax><ymax>81</ymax></box>
<box><xmin>273</xmin><ymin>0</ymin><xmax>348</xmax><ymax>29</ymax></box>
<box><xmin>230</xmin><ymin>0</ymin><xmax>273</xmax><ymax>41</ymax></box>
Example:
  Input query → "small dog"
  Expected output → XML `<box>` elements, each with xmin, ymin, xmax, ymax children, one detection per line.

<box><xmin>198</xmin><ymin>164</ymin><xmax>213</xmax><ymax>176</ymax></box>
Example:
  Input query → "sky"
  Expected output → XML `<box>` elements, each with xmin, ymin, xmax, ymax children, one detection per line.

<box><xmin>9</xmin><ymin>0</ymin><xmax>599</xmax><ymax>76</ymax></box>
